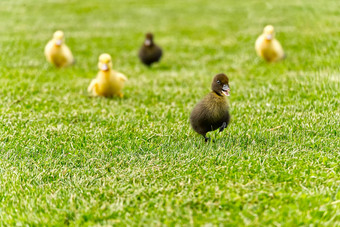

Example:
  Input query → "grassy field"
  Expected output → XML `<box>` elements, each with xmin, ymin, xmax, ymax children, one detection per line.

<box><xmin>0</xmin><ymin>0</ymin><xmax>339</xmax><ymax>225</ymax></box>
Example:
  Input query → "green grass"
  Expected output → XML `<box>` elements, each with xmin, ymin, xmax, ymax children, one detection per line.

<box><xmin>0</xmin><ymin>0</ymin><xmax>340</xmax><ymax>225</ymax></box>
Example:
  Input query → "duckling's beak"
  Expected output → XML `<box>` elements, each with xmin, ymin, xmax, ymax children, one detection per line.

<box><xmin>266</xmin><ymin>34</ymin><xmax>272</xmax><ymax>40</ymax></box>
<box><xmin>101</xmin><ymin>63</ymin><xmax>109</xmax><ymax>71</ymax></box>
<box><xmin>222</xmin><ymin>84</ymin><xmax>230</xmax><ymax>96</ymax></box>
<box><xmin>55</xmin><ymin>39</ymin><xmax>62</xmax><ymax>46</ymax></box>
<box><xmin>144</xmin><ymin>39</ymin><xmax>151</xmax><ymax>46</ymax></box>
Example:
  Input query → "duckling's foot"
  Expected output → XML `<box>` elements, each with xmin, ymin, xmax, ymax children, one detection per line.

<box><xmin>118</xmin><ymin>93</ymin><xmax>124</xmax><ymax>98</ymax></box>
<box><xmin>219</xmin><ymin>122</ymin><xmax>227</xmax><ymax>132</ymax></box>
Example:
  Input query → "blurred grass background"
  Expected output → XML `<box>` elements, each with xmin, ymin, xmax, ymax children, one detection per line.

<box><xmin>0</xmin><ymin>0</ymin><xmax>339</xmax><ymax>225</ymax></box>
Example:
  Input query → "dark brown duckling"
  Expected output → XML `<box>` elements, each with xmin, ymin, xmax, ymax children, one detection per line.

<box><xmin>138</xmin><ymin>33</ymin><xmax>162</xmax><ymax>67</ymax></box>
<box><xmin>190</xmin><ymin>73</ymin><xmax>231</xmax><ymax>142</ymax></box>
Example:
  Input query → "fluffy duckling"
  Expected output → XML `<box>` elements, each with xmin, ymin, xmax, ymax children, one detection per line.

<box><xmin>44</xmin><ymin>30</ymin><xmax>75</xmax><ymax>67</ymax></box>
<box><xmin>138</xmin><ymin>33</ymin><xmax>162</xmax><ymax>67</ymax></box>
<box><xmin>190</xmin><ymin>73</ymin><xmax>231</xmax><ymax>142</ymax></box>
<box><xmin>255</xmin><ymin>25</ymin><xmax>285</xmax><ymax>62</ymax></box>
<box><xmin>88</xmin><ymin>53</ymin><xmax>127</xmax><ymax>98</ymax></box>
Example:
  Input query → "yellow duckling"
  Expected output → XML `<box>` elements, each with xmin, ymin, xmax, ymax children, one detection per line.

<box><xmin>88</xmin><ymin>53</ymin><xmax>128</xmax><ymax>98</ymax></box>
<box><xmin>255</xmin><ymin>25</ymin><xmax>285</xmax><ymax>62</ymax></box>
<box><xmin>44</xmin><ymin>30</ymin><xmax>75</xmax><ymax>67</ymax></box>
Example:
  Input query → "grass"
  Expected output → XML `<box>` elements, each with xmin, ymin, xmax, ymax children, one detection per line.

<box><xmin>0</xmin><ymin>0</ymin><xmax>339</xmax><ymax>225</ymax></box>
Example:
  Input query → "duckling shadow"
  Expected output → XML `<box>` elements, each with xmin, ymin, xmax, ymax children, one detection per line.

<box><xmin>86</xmin><ymin>95</ymin><xmax>129</xmax><ymax>101</ymax></box>
<box><xmin>83</xmin><ymin>91</ymin><xmax>130</xmax><ymax>101</ymax></box>
<box><xmin>140</xmin><ymin>63</ymin><xmax>174</xmax><ymax>71</ymax></box>
<box><xmin>191</xmin><ymin>134</ymin><xmax>231</xmax><ymax>149</ymax></box>
<box><xmin>190</xmin><ymin>136</ymin><xmax>214</xmax><ymax>148</ymax></box>
<box><xmin>154</xmin><ymin>64</ymin><xmax>173</xmax><ymax>71</ymax></box>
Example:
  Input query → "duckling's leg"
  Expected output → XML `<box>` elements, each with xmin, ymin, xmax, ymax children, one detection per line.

<box><xmin>219</xmin><ymin>122</ymin><xmax>227</xmax><ymax>132</ymax></box>
<box><xmin>118</xmin><ymin>92</ymin><xmax>124</xmax><ymax>98</ymax></box>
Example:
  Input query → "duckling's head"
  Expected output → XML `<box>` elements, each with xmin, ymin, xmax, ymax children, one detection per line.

<box><xmin>212</xmin><ymin>73</ymin><xmax>230</xmax><ymax>96</ymax></box>
<box><xmin>98</xmin><ymin>53</ymin><xmax>112</xmax><ymax>72</ymax></box>
<box><xmin>144</xmin><ymin>32</ymin><xmax>154</xmax><ymax>47</ymax></box>
<box><xmin>53</xmin><ymin>30</ymin><xmax>65</xmax><ymax>46</ymax></box>
<box><xmin>263</xmin><ymin>25</ymin><xmax>275</xmax><ymax>41</ymax></box>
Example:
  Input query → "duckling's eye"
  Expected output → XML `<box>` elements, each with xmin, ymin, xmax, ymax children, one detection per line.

<box><xmin>217</xmin><ymin>80</ymin><xmax>221</xmax><ymax>84</ymax></box>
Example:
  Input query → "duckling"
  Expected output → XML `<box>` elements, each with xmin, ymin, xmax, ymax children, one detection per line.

<box><xmin>88</xmin><ymin>53</ymin><xmax>127</xmax><ymax>98</ymax></box>
<box><xmin>255</xmin><ymin>25</ymin><xmax>285</xmax><ymax>62</ymax></box>
<box><xmin>138</xmin><ymin>33</ymin><xmax>162</xmax><ymax>67</ymax></box>
<box><xmin>190</xmin><ymin>73</ymin><xmax>231</xmax><ymax>142</ymax></box>
<box><xmin>44</xmin><ymin>30</ymin><xmax>75</xmax><ymax>67</ymax></box>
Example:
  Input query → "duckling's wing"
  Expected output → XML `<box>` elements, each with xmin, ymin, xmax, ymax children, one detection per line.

<box><xmin>272</xmin><ymin>39</ymin><xmax>285</xmax><ymax>60</ymax></box>
<box><xmin>255</xmin><ymin>35</ymin><xmax>264</xmax><ymax>57</ymax></box>
<box><xmin>44</xmin><ymin>40</ymin><xmax>54</xmax><ymax>62</ymax></box>
<box><xmin>62</xmin><ymin>45</ymin><xmax>75</xmax><ymax>65</ymax></box>
<box><xmin>63</xmin><ymin>45</ymin><xmax>73</xmax><ymax>58</ymax></box>
<box><xmin>116</xmin><ymin>72</ymin><xmax>128</xmax><ymax>82</ymax></box>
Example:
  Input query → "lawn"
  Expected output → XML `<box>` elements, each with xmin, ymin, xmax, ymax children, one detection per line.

<box><xmin>0</xmin><ymin>0</ymin><xmax>339</xmax><ymax>225</ymax></box>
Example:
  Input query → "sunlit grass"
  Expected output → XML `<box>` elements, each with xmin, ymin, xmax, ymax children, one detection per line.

<box><xmin>0</xmin><ymin>0</ymin><xmax>339</xmax><ymax>225</ymax></box>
